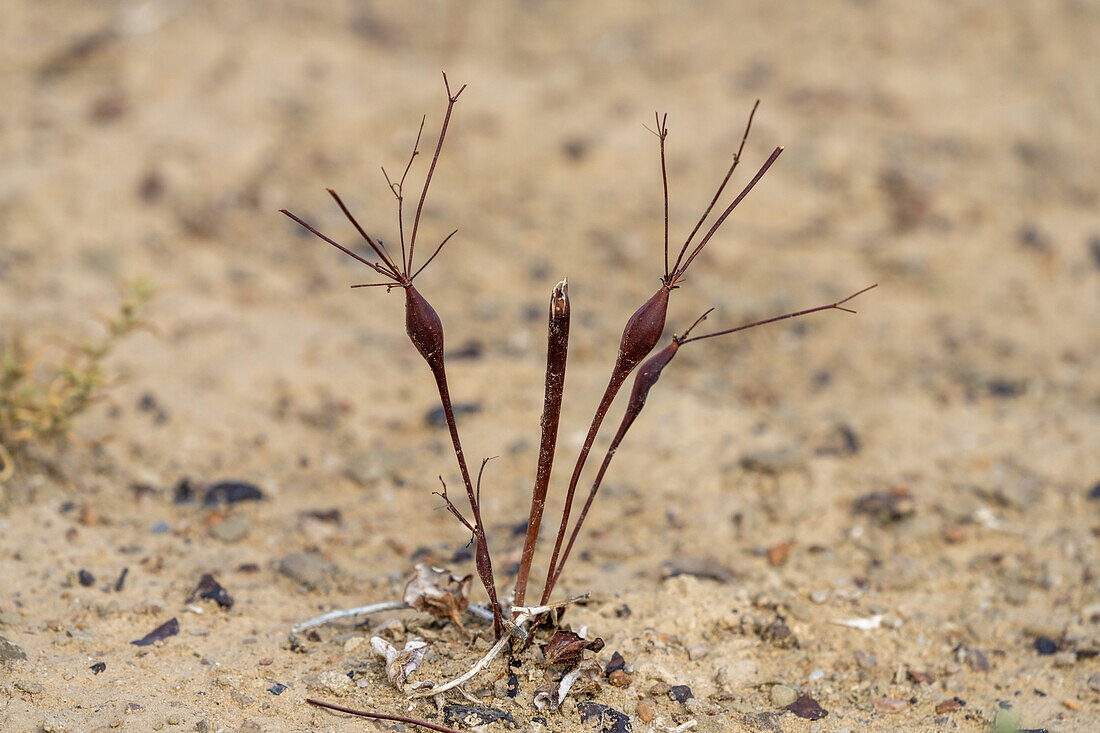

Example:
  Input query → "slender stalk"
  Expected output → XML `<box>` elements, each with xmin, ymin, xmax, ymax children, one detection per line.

<box><xmin>513</xmin><ymin>279</ymin><xmax>570</xmax><ymax>613</ymax></box>
<box><xmin>306</xmin><ymin>698</ymin><xmax>463</xmax><ymax>733</ymax></box>
<box><xmin>426</xmin><ymin>358</ymin><xmax>504</xmax><ymax>639</ymax></box>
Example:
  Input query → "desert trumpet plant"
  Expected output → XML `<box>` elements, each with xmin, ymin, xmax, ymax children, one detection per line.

<box><xmin>281</xmin><ymin>76</ymin><xmax>874</xmax><ymax>639</ymax></box>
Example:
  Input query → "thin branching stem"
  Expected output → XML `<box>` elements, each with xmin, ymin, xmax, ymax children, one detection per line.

<box><xmin>672</xmin><ymin>145</ymin><xmax>783</xmax><ymax>282</ymax></box>
<box><xmin>668</xmin><ymin>100</ymin><xmax>759</xmax><ymax>281</ymax></box>
<box><xmin>408</xmin><ymin>72</ymin><xmax>465</xmax><ymax>275</ymax></box>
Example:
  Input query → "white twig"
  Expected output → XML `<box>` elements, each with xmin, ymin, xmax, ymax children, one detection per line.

<box><xmin>292</xmin><ymin>600</ymin><xmax>408</xmax><ymax>633</ymax></box>
<box><xmin>407</xmin><ymin>633</ymin><xmax>511</xmax><ymax>699</ymax></box>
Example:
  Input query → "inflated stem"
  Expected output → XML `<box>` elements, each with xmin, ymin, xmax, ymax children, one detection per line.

<box><xmin>539</xmin><ymin>284</ymin><xmax>670</xmax><ymax>604</ymax></box>
<box><xmin>547</xmin><ymin>285</ymin><xmax>878</xmax><ymax>592</ymax></box>
<box><xmin>513</xmin><ymin>279</ymin><xmax>570</xmax><ymax>613</ymax></box>
<box><xmin>405</xmin><ymin>284</ymin><xmax>505</xmax><ymax>639</ymax></box>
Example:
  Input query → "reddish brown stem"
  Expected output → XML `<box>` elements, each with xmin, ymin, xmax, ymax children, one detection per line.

<box><xmin>306</xmin><ymin>698</ymin><xmax>463</xmax><ymax>733</ymax></box>
<box><xmin>513</xmin><ymin>279</ymin><xmax>570</xmax><ymax>613</ymax></box>
<box><xmin>539</xmin><ymin>284</ymin><xmax>671</xmax><ymax>605</ymax></box>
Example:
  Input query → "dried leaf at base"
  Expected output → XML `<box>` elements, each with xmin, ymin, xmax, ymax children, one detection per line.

<box><xmin>403</xmin><ymin>564</ymin><xmax>472</xmax><ymax>626</ymax></box>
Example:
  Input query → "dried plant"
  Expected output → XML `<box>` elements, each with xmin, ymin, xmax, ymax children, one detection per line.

<box><xmin>282</xmin><ymin>76</ymin><xmax>875</xmax><ymax>648</ymax></box>
<box><xmin>0</xmin><ymin>278</ymin><xmax>153</xmax><ymax>482</ymax></box>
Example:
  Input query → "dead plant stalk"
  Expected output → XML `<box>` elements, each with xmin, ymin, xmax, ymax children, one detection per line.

<box><xmin>282</xmin><ymin>77</ymin><xmax>875</xmax><ymax>644</ymax></box>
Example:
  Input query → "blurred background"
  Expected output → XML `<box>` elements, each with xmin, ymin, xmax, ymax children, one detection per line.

<box><xmin>2</xmin><ymin>1</ymin><xmax>1098</xmax><ymax>730</ymax></box>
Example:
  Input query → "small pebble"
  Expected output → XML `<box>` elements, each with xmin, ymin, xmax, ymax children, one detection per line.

<box><xmin>0</xmin><ymin>635</ymin><xmax>27</xmax><ymax>662</ymax></box>
<box><xmin>202</xmin><ymin>481</ymin><xmax>264</xmax><ymax>506</ymax></box>
<box><xmin>1034</xmin><ymin>637</ymin><xmax>1057</xmax><ymax>655</ymax></box>
<box><xmin>1088</xmin><ymin>671</ymin><xmax>1100</xmax><ymax>691</ymax></box>
<box><xmin>771</xmin><ymin>684</ymin><xmax>798</xmax><ymax>707</ymax></box>
<box><xmin>1052</xmin><ymin>651</ymin><xmax>1076</xmax><ymax>667</ymax></box>
<box><xmin>766</xmin><ymin>542</ymin><xmax>791</xmax><ymax>566</ymax></box>
<box><xmin>78</xmin><ymin>569</ymin><xmax>96</xmax><ymax>587</ymax></box>
<box><xmin>605</xmin><ymin>651</ymin><xmax>626</xmax><ymax>676</ymax></box>
<box><xmin>668</xmin><ymin>684</ymin><xmax>693</xmax><ymax>703</ymax></box>
<box><xmin>1088</xmin><ymin>481</ymin><xmax>1100</xmax><ymax>500</ymax></box>
<box><xmin>267</xmin><ymin>683</ymin><xmax>287</xmax><ymax>696</ymax></box>
<box><xmin>167</xmin><ymin>714</ymin><xmax>181</xmax><ymax>725</ymax></box>
<box><xmin>609</xmin><ymin>670</ymin><xmax>632</xmax><ymax>687</ymax></box>
<box><xmin>874</xmin><ymin>697</ymin><xmax>907</xmax><ymax>713</ymax></box>
<box><xmin>343</xmin><ymin>636</ymin><xmax>368</xmax><ymax>654</ymax></box>
<box><xmin>279</xmin><ymin>552</ymin><xmax>337</xmax><ymax>592</ymax></box>
<box><xmin>316</xmin><ymin>669</ymin><xmax>353</xmax><ymax>697</ymax></box>
<box><xmin>808</xmin><ymin>669</ymin><xmax>824</xmax><ymax>681</ymax></box>
<box><xmin>687</xmin><ymin>643</ymin><xmax>709</xmax><ymax>661</ymax></box>
<box><xmin>786</xmin><ymin>694</ymin><xmax>828</xmax><ymax>721</ymax></box>
<box><xmin>209</xmin><ymin>515</ymin><xmax>250</xmax><ymax>544</ymax></box>
<box><xmin>1062</xmin><ymin>699</ymin><xmax>1081</xmax><ymax>711</ymax></box>
<box><xmin>809</xmin><ymin>589</ymin><xmax>830</xmax><ymax>604</ymax></box>
<box><xmin>16</xmin><ymin>679</ymin><xmax>43</xmax><ymax>695</ymax></box>
<box><xmin>906</xmin><ymin>669</ymin><xmax>934</xmax><ymax>684</ymax></box>
<box><xmin>636</xmin><ymin>699</ymin><xmax>655</xmax><ymax>722</ymax></box>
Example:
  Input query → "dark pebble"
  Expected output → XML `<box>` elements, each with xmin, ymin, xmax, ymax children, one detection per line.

<box><xmin>606</xmin><ymin>651</ymin><xmax>626</xmax><ymax>676</ymax></box>
<box><xmin>614</xmin><ymin>604</ymin><xmax>632</xmax><ymax>618</ymax></box>
<box><xmin>1018</xmin><ymin>225</ymin><xmax>1051</xmax><ymax>251</ymax></box>
<box><xmin>426</xmin><ymin>403</ymin><xmax>481</xmax><ymax>428</ymax></box>
<box><xmin>562</xmin><ymin>138</ymin><xmax>589</xmax><ymax>161</ymax></box>
<box><xmin>506</xmin><ymin>673</ymin><xmax>519</xmax><ymax>698</ymax></box>
<box><xmin>1088</xmin><ymin>235</ymin><xmax>1100</xmax><ymax>269</ymax></box>
<box><xmin>0</xmin><ymin>636</ymin><xmax>27</xmax><ymax>663</ymax></box>
<box><xmin>90</xmin><ymin>662</ymin><xmax>106</xmax><ymax>674</ymax></box>
<box><xmin>268</xmin><ymin>682</ymin><xmax>287</xmax><ymax>695</ymax></box>
<box><xmin>114</xmin><ymin>567</ymin><xmax>129</xmax><ymax>592</ymax></box>
<box><xmin>202</xmin><ymin>481</ymin><xmax>264</xmax><ymax>507</ymax></box>
<box><xmin>442</xmin><ymin>705</ymin><xmax>514</xmax><ymax>727</ymax></box>
<box><xmin>189</xmin><ymin>574</ymin><xmax>234</xmax><ymax>609</ymax></box>
<box><xmin>760</xmin><ymin>616</ymin><xmax>799</xmax><ymax>649</ymax></box>
<box><xmin>1088</xmin><ymin>481</ymin><xmax>1100</xmax><ymax>500</ymax></box>
<box><xmin>668</xmin><ymin>685</ymin><xmax>693</xmax><ymax>703</ymax></box>
<box><xmin>173</xmin><ymin>478</ymin><xmax>195</xmax><ymax>504</ymax></box>
<box><xmin>852</xmin><ymin>488</ymin><xmax>916</xmax><ymax>522</ymax></box>
<box><xmin>237</xmin><ymin>563</ymin><xmax>260</xmax><ymax>573</ymax></box>
<box><xmin>78</xmin><ymin>569</ymin><xmax>95</xmax><ymax>587</ymax></box>
<box><xmin>987</xmin><ymin>379</ymin><xmax>1025</xmax><ymax>398</ymax></box>
<box><xmin>130</xmin><ymin>618</ymin><xmax>179</xmax><ymax>647</ymax></box>
<box><xmin>300</xmin><ymin>508</ymin><xmax>342</xmax><ymax>524</ymax></box>
<box><xmin>786</xmin><ymin>693</ymin><xmax>829</xmax><ymax>720</ymax></box>
<box><xmin>1034</xmin><ymin>637</ymin><xmax>1057</xmax><ymax>655</ymax></box>
<box><xmin>577</xmin><ymin>702</ymin><xmax>632</xmax><ymax>733</ymax></box>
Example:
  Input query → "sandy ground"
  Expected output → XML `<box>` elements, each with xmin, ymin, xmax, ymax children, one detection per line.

<box><xmin>2</xmin><ymin>1</ymin><xmax>1099</xmax><ymax>731</ymax></box>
